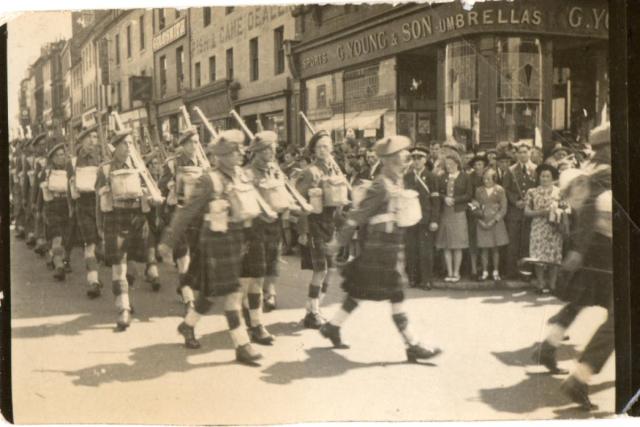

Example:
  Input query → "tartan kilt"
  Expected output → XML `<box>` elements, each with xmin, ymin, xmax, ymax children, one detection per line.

<box><xmin>198</xmin><ymin>227</ymin><xmax>245</xmax><ymax>297</ymax></box>
<box><xmin>103</xmin><ymin>208</ymin><xmax>149</xmax><ymax>266</ymax></box>
<box><xmin>556</xmin><ymin>232</ymin><xmax>612</xmax><ymax>309</ymax></box>
<box><xmin>44</xmin><ymin>198</ymin><xmax>69</xmax><ymax>239</ymax></box>
<box><xmin>171</xmin><ymin>207</ymin><xmax>202</xmax><ymax>259</ymax></box>
<box><xmin>145</xmin><ymin>206</ymin><xmax>167</xmax><ymax>248</ymax></box>
<box><xmin>341</xmin><ymin>225</ymin><xmax>408</xmax><ymax>301</ymax></box>
<box><xmin>241</xmin><ymin>218</ymin><xmax>282</xmax><ymax>278</ymax></box>
<box><xmin>75</xmin><ymin>193</ymin><xmax>99</xmax><ymax>245</ymax></box>
<box><xmin>302</xmin><ymin>209</ymin><xmax>337</xmax><ymax>272</ymax></box>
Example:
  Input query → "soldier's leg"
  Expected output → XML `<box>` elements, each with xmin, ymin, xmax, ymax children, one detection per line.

<box><xmin>145</xmin><ymin>245</ymin><xmax>161</xmax><ymax>292</ymax></box>
<box><xmin>85</xmin><ymin>243</ymin><xmax>102</xmax><ymax>298</ymax></box>
<box><xmin>176</xmin><ymin>246</ymin><xmax>194</xmax><ymax>304</ymax></box>
<box><xmin>533</xmin><ymin>301</ymin><xmax>583</xmax><ymax>373</ymax></box>
<box><xmin>263</xmin><ymin>275</ymin><xmax>277</xmax><ymax>312</ymax></box>
<box><xmin>320</xmin><ymin>296</ymin><xmax>358</xmax><ymax>348</ymax></box>
<box><xmin>177</xmin><ymin>293</ymin><xmax>213</xmax><ymax>349</ymax></box>
<box><xmin>52</xmin><ymin>236</ymin><xmax>66</xmax><ymax>281</ymax></box>
<box><xmin>113</xmin><ymin>235</ymin><xmax>132</xmax><ymax>331</ymax></box>
<box><xmin>225</xmin><ymin>291</ymin><xmax>262</xmax><ymax>365</ymax></box>
<box><xmin>390</xmin><ymin>291</ymin><xmax>441</xmax><ymax>362</ymax></box>
<box><xmin>246</xmin><ymin>277</ymin><xmax>274</xmax><ymax>345</ymax></box>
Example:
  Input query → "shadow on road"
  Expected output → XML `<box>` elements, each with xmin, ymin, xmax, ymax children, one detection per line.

<box><xmin>266</xmin><ymin>321</ymin><xmax>305</xmax><ymax>338</ymax></box>
<box><xmin>260</xmin><ymin>347</ymin><xmax>436</xmax><ymax>385</ymax></box>
<box><xmin>492</xmin><ymin>342</ymin><xmax>579</xmax><ymax>368</ymax></box>
<box><xmin>477</xmin><ymin>373</ymin><xmax>614</xmax><ymax>416</ymax></box>
<box><xmin>42</xmin><ymin>329</ymin><xmax>235</xmax><ymax>387</ymax></box>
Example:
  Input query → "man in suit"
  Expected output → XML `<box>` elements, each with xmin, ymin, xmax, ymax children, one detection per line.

<box><xmin>503</xmin><ymin>144</ymin><xmax>537</xmax><ymax>279</ymax></box>
<box><xmin>404</xmin><ymin>143</ymin><xmax>441</xmax><ymax>289</ymax></box>
<box><xmin>495</xmin><ymin>151</ymin><xmax>513</xmax><ymax>186</ymax></box>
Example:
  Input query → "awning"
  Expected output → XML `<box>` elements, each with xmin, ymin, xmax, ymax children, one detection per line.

<box><xmin>315</xmin><ymin>112</ymin><xmax>359</xmax><ymax>132</ymax></box>
<box><xmin>346</xmin><ymin>109</ymin><xmax>388</xmax><ymax>131</ymax></box>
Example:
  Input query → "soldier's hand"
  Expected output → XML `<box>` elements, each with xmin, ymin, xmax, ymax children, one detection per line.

<box><xmin>562</xmin><ymin>250</ymin><xmax>583</xmax><ymax>272</ymax></box>
<box><xmin>429</xmin><ymin>222</ymin><xmax>438</xmax><ymax>232</ymax></box>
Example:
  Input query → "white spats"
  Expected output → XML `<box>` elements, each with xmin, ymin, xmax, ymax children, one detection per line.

<box><xmin>229</xmin><ymin>326</ymin><xmax>250</xmax><ymax>348</ymax></box>
<box><xmin>115</xmin><ymin>293</ymin><xmax>131</xmax><ymax>311</ymax></box>
<box><xmin>546</xmin><ymin>324</ymin><xmax>567</xmax><ymax>347</ymax></box>
<box><xmin>572</xmin><ymin>362</ymin><xmax>594</xmax><ymax>384</ymax></box>
<box><xmin>184</xmin><ymin>307</ymin><xmax>201</xmax><ymax>327</ymax></box>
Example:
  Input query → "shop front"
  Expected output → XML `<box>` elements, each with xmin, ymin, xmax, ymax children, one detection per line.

<box><xmin>294</xmin><ymin>0</ymin><xmax>608</xmax><ymax>152</ymax></box>
<box><xmin>156</xmin><ymin>96</ymin><xmax>185</xmax><ymax>144</ymax></box>
<box><xmin>236</xmin><ymin>92</ymin><xmax>290</xmax><ymax>145</ymax></box>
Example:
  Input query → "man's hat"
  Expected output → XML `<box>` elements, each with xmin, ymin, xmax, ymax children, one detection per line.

<box><xmin>373</xmin><ymin>135</ymin><xmax>411</xmax><ymax>158</ymax></box>
<box><xmin>178</xmin><ymin>127</ymin><xmax>198</xmax><ymax>145</ymax></box>
<box><xmin>410</xmin><ymin>142</ymin><xmax>429</xmax><ymax>157</ymax></box>
<box><xmin>249</xmin><ymin>131</ymin><xmax>278</xmax><ymax>152</ymax></box>
<box><xmin>589</xmin><ymin>122</ymin><xmax>610</xmax><ymax>147</ymax></box>
<box><xmin>77</xmin><ymin>125</ymin><xmax>98</xmax><ymax>141</ymax></box>
<box><xmin>109</xmin><ymin>130</ymin><xmax>131</xmax><ymax>147</ymax></box>
<box><xmin>551</xmin><ymin>144</ymin><xmax>569</xmax><ymax>156</ymax></box>
<box><xmin>207</xmin><ymin>129</ymin><xmax>245</xmax><ymax>156</ymax></box>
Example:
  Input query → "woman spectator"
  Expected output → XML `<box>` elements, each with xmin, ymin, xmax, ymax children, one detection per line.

<box><xmin>524</xmin><ymin>164</ymin><xmax>563</xmax><ymax>294</ymax></box>
<box><xmin>474</xmin><ymin>168</ymin><xmax>509</xmax><ymax>281</ymax></box>
<box><xmin>436</xmin><ymin>154</ymin><xmax>473</xmax><ymax>282</ymax></box>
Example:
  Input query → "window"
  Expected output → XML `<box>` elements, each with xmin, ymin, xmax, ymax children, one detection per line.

<box><xmin>203</xmin><ymin>7</ymin><xmax>211</xmax><ymax>27</ymax></box>
<box><xmin>176</xmin><ymin>46</ymin><xmax>184</xmax><ymax>91</ymax></box>
<box><xmin>115</xmin><ymin>34</ymin><xmax>120</xmax><ymax>65</ymax></box>
<box><xmin>316</xmin><ymin>84</ymin><xmax>327</xmax><ymax>108</ymax></box>
<box><xmin>126</xmin><ymin>25</ymin><xmax>132</xmax><ymax>58</ymax></box>
<box><xmin>159</xmin><ymin>55</ymin><xmax>167</xmax><ymax>97</ymax></box>
<box><xmin>209</xmin><ymin>56</ymin><xmax>216</xmax><ymax>82</ymax></box>
<box><xmin>274</xmin><ymin>26</ymin><xmax>285</xmax><ymax>75</ymax></box>
<box><xmin>195</xmin><ymin>62</ymin><xmax>201</xmax><ymax>88</ymax></box>
<box><xmin>175</xmin><ymin>9</ymin><xmax>181</xmax><ymax>18</ymax></box>
<box><xmin>444</xmin><ymin>39</ymin><xmax>479</xmax><ymax>146</ymax></box>
<box><xmin>226</xmin><ymin>48</ymin><xmax>234</xmax><ymax>80</ymax></box>
<box><xmin>249</xmin><ymin>38</ymin><xmax>259</xmax><ymax>81</ymax></box>
<box><xmin>158</xmin><ymin>9</ymin><xmax>166</xmax><ymax>30</ymax></box>
<box><xmin>139</xmin><ymin>15</ymin><xmax>145</xmax><ymax>50</ymax></box>
<box><xmin>225</xmin><ymin>7</ymin><xmax>234</xmax><ymax>15</ymax></box>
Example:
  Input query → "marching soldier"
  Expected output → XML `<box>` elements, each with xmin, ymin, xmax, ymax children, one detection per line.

<box><xmin>23</xmin><ymin>134</ymin><xmax>45</xmax><ymax>248</ymax></box>
<box><xmin>12</xmin><ymin>138</ymin><xmax>26</xmax><ymax>239</ymax></box>
<box><xmin>241</xmin><ymin>131</ymin><xmax>287</xmax><ymax>343</ymax></box>
<box><xmin>95</xmin><ymin>131</ymin><xmax>153</xmax><ymax>331</ymax></box>
<box><xmin>404</xmin><ymin>143</ymin><xmax>440</xmax><ymax>290</ymax></box>
<box><xmin>296</xmin><ymin>130</ymin><xmax>349</xmax><ymax>329</ymax></box>
<box><xmin>39</xmin><ymin>139</ymin><xmax>72</xmax><ymax>281</ymax></box>
<box><xmin>161</xmin><ymin>130</ymin><xmax>263</xmax><ymax>366</ymax></box>
<box><xmin>158</xmin><ymin>127</ymin><xmax>206</xmax><ymax>306</ymax></box>
<box><xmin>320</xmin><ymin>135</ymin><xmax>442</xmax><ymax>362</ymax></box>
<box><xmin>67</xmin><ymin>126</ymin><xmax>103</xmax><ymax>298</ymax></box>
<box><xmin>144</xmin><ymin>152</ymin><xmax>165</xmax><ymax>291</ymax></box>
<box><xmin>32</xmin><ymin>135</ymin><xmax>50</xmax><ymax>257</ymax></box>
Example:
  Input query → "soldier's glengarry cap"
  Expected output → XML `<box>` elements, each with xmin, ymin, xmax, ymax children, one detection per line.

<box><xmin>77</xmin><ymin>125</ymin><xmax>98</xmax><ymax>141</ymax></box>
<box><xmin>47</xmin><ymin>142</ymin><xmax>66</xmax><ymax>159</ymax></box>
<box><xmin>178</xmin><ymin>127</ymin><xmax>198</xmax><ymax>145</ymax></box>
<box><xmin>249</xmin><ymin>131</ymin><xmax>278</xmax><ymax>152</ymax></box>
<box><xmin>207</xmin><ymin>129</ymin><xmax>245</xmax><ymax>156</ymax></box>
<box><xmin>31</xmin><ymin>133</ymin><xmax>47</xmax><ymax>147</ymax></box>
<box><xmin>110</xmin><ymin>130</ymin><xmax>131</xmax><ymax>147</ymax></box>
<box><xmin>374</xmin><ymin>135</ymin><xmax>412</xmax><ymax>158</ymax></box>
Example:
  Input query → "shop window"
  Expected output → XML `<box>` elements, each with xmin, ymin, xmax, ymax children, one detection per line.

<box><xmin>495</xmin><ymin>36</ymin><xmax>542</xmax><ymax>145</ymax></box>
<box><xmin>445</xmin><ymin>39</ymin><xmax>478</xmax><ymax>148</ymax></box>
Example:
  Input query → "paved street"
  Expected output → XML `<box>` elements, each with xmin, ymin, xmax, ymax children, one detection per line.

<box><xmin>10</xmin><ymin>234</ymin><xmax>615</xmax><ymax>423</ymax></box>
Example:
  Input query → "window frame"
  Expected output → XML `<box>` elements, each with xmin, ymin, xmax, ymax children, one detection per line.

<box><xmin>274</xmin><ymin>26</ymin><xmax>285</xmax><ymax>75</ymax></box>
<box><xmin>203</xmin><ymin>7</ymin><xmax>211</xmax><ymax>27</ymax></box>
<box><xmin>209</xmin><ymin>55</ymin><xmax>216</xmax><ymax>82</ymax></box>
<box><xmin>139</xmin><ymin>14</ymin><xmax>145</xmax><ymax>51</ymax></box>
<box><xmin>195</xmin><ymin>62</ymin><xmax>201</xmax><ymax>88</ymax></box>
<box><xmin>249</xmin><ymin>37</ymin><xmax>259</xmax><ymax>81</ymax></box>
<box><xmin>226</xmin><ymin>48</ymin><xmax>234</xmax><ymax>80</ymax></box>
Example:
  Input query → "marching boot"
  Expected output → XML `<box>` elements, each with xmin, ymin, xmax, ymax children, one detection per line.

<box><xmin>263</xmin><ymin>295</ymin><xmax>277</xmax><ymax>312</ymax></box>
<box><xmin>177</xmin><ymin>322</ymin><xmax>201</xmax><ymax>349</ymax></box>
<box><xmin>53</xmin><ymin>266</ymin><xmax>66</xmax><ymax>281</ymax></box>
<box><xmin>320</xmin><ymin>323</ymin><xmax>349</xmax><ymax>349</ymax></box>
<box><xmin>86</xmin><ymin>281</ymin><xmax>103</xmax><ymax>299</ymax></box>
<box><xmin>115</xmin><ymin>309</ymin><xmax>131</xmax><ymax>332</ymax></box>
<box><xmin>406</xmin><ymin>343</ymin><xmax>442</xmax><ymax>363</ymax></box>
<box><xmin>249</xmin><ymin>325</ymin><xmax>275</xmax><ymax>346</ymax></box>
<box><xmin>145</xmin><ymin>265</ymin><xmax>161</xmax><ymax>292</ymax></box>
<box><xmin>63</xmin><ymin>258</ymin><xmax>72</xmax><ymax>273</ymax></box>
<box><xmin>561</xmin><ymin>376</ymin><xmax>597</xmax><ymax>410</ymax></box>
<box><xmin>235</xmin><ymin>343</ymin><xmax>262</xmax><ymax>366</ymax></box>
<box><xmin>302</xmin><ymin>311</ymin><xmax>325</xmax><ymax>329</ymax></box>
<box><xmin>533</xmin><ymin>341</ymin><xmax>568</xmax><ymax>374</ymax></box>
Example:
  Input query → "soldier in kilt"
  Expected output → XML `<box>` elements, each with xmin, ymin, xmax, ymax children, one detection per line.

<box><xmin>12</xmin><ymin>139</ymin><xmax>26</xmax><ymax>239</ymax></box>
<box><xmin>96</xmin><ymin>131</ymin><xmax>152</xmax><ymax>331</ymax></box>
<box><xmin>24</xmin><ymin>134</ymin><xmax>46</xmax><ymax>249</ymax></box>
<box><xmin>295</xmin><ymin>131</ymin><xmax>345</xmax><ymax>329</ymax></box>
<box><xmin>320</xmin><ymin>135</ymin><xmax>442</xmax><ymax>363</ymax></box>
<box><xmin>22</xmin><ymin>137</ymin><xmax>39</xmax><ymax>247</ymax></box>
<box><xmin>158</xmin><ymin>128</ymin><xmax>206</xmax><ymax>307</ymax></box>
<box><xmin>143</xmin><ymin>153</ymin><xmax>165</xmax><ymax>292</ymax></box>
<box><xmin>240</xmin><ymin>131</ymin><xmax>288</xmax><ymax>345</ymax></box>
<box><xmin>160</xmin><ymin>130</ymin><xmax>263</xmax><ymax>366</ymax></box>
<box><xmin>39</xmin><ymin>141</ymin><xmax>71</xmax><ymax>281</ymax></box>
<box><xmin>68</xmin><ymin>126</ymin><xmax>104</xmax><ymax>298</ymax></box>
<box><xmin>532</xmin><ymin>123</ymin><xmax>613</xmax><ymax>410</ymax></box>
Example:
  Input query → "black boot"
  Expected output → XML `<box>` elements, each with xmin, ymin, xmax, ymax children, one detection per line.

<box><xmin>263</xmin><ymin>295</ymin><xmax>277</xmax><ymax>312</ymax></box>
<box><xmin>249</xmin><ymin>325</ymin><xmax>275</xmax><ymax>346</ymax></box>
<box><xmin>235</xmin><ymin>343</ymin><xmax>262</xmax><ymax>366</ymax></box>
<box><xmin>86</xmin><ymin>281</ymin><xmax>103</xmax><ymax>299</ymax></box>
<box><xmin>533</xmin><ymin>341</ymin><xmax>568</xmax><ymax>374</ymax></box>
<box><xmin>53</xmin><ymin>267</ymin><xmax>66</xmax><ymax>281</ymax></box>
<box><xmin>561</xmin><ymin>375</ymin><xmax>597</xmax><ymax>410</ymax></box>
<box><xmin>149</xmin><ymin>277</ymin><xmax>161</xmax><ymax>292</ymax></box>
<box><xmin>406</xmin><ymin>344</ymin><xmax>442</xmax><ymax>362</ymax></box>
<box><xmin>320</xmin><ymin>323</ymin><xmax>349</xmax><ymax>349</ymax></box>
<box><xmin>302</xmin><ymin>312</ymin><xmax>325</xmax><ymax>329</ymax></box>
<box><xmin>177</xmin><ymin>322</ymin><xmax>201</xmax><ymax>349</ymax></box>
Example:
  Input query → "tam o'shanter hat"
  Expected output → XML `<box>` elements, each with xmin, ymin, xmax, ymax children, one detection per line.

<box><xmin>249</xmin><ymin>131</ymin><xmax>278</xmax><ymax>152</ymax></box>
<box><xmin>77</xmin><ymin>125</ymin><xmax>98</xmax><ymax>142</ymax></box>
<box><xmin>109</xmin><ymin>130</ymin><xmax>132</xmax><ymax>147</ymax></box>
<box><xmin>207</xmin><ymin>129</ymin><xmax>245</xmax><ymax>156</ymax></box>
<box><xmin>178</xmin><ymin>127</ymin><xmax>198</xmax><ymax>145</ymax></box>
<box><xmin>374</xmin><ymin>135</ymin><xmax>411</xmax><ymax>158</ymax></box>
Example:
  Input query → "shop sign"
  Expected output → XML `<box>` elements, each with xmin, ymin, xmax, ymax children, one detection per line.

<box><xmin>153</xmin><ymin>18</ymin><xmax>186</xmax><ymax>52</ymax></box>
<box><xmin>218</xmin><ymin>5</ymin><xmax>293</xmax><ymax>45</ymax></box>
<box><xmin>298</xmin><ymin>1</ymin><xmax>608</xmax><ymax>78</ymax></box>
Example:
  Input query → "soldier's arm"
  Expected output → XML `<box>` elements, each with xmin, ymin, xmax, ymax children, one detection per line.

<box><xmin>163</xmin><ymin>174</ymin><xmax>211</xmax><ymax>249</ymax></box>
<box><xmin>337</xmin><ymin>179</ymin><xmax>385</xmax><ymax>246</ymax></box>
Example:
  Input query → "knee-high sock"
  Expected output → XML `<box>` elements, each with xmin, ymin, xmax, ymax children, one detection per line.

<box><xmin>52</xmin><ymin>237</ymin><xmax>64</xmax><ymax>268</ymax></box>
<box><xmin>181</xmin><ymin>286</ymin><xmax>195</xmax><ymax>305</ymax></box>
<box><xmin>391</xmin><ymin>303</ymin><xmax>418</xmax><ymax>346</ymax></box>
<box><xmin>264</xmin><ymin>276</ymin><xmax>277</xmax><ymax>297</ymax></box>
<box><xmin>545</xmin><ymin>324</ymin><xmax>566</xmax><ymax>348</ymax></box>
<box><xmin>329</xmin><ymin>297</ymin><xmax>359</xmax><ymax>327</ymax></box>
<box><xmin>225</xmin><ymin>292</ymin><xmax>250</xmax><ymax>347</ymax></box>
<box><xmin>307</xmin><ymin>284</ymin><xmax>321</xmax><ymax>314</ymax></box>
<box><xmin>113</xmin><ymin>264</ymin><xmax>130</xmax><ymax>311</ymax></box>
<box><xmin>247</xmin><ymin>278</ymin><xmax>264</xmax><ymax>327</ymax></box>
<box><xmin>184</xmin><ymin>305</ymin><xmax>201</xmax><ymax>327</ymax></box>
<box><xmin>571</xmin><ymin>362</ymin><xmax>593</xmax><ymax>384</ymax></box>
<box><xmin>84</xmin><ymin>244</ymin><xmax>99</xmax><ymax>284</ymax></box>
<box><xmin>176</xmin><ymin>253</ymin><xmax>190</xmax><ymax>274</ymax></box>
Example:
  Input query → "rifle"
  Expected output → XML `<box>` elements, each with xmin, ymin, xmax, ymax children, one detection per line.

<box><xmin>93</xmin><ymin>111</ymin><xmax>110</xmax><ymax>161</ymax></box>
<box><xmin>180</xmin><ymin>105</ymin><xmax>211</xmax><ymax>169</ymax></box>
<box><xmin>230</xmin><ymin>109</ymin><xmax>313</xmax><ymax>213</ymax></box>
<box><xmin>193</xmin><ymin>106</ymin><xmax>219</xmax><ymax>139</ymax></box>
